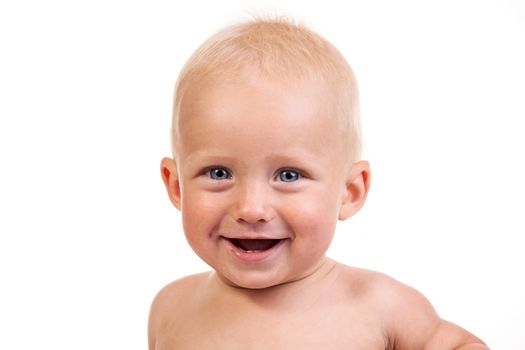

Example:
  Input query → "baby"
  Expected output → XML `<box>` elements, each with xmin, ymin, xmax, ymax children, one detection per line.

<box><xmin>149</xmin><ymin>18</ymin><xmax>488</xmax><ymax>349</ymax></box>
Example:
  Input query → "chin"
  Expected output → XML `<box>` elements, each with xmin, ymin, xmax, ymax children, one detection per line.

<box><xmin>218</xmin><ymin>270</ymin><xmax>287</xmax><ymax>290</ymax></box>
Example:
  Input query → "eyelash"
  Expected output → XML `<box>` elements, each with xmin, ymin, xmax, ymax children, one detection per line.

<box><xmin>205</xmin><ymin>167</ymin><xmax>232</xmax><ymax>180</ymax></box>
<box><xmin>203</xmin><ymin>167</ymin><xmax>305</xmax><ymax>182</ymax></box>
<box><xmin>276</xmin><ymin>169</ymin><xmax>302</xmax><ymax>182</ymax></box>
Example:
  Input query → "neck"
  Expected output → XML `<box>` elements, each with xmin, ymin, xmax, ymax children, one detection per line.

<box><xmin>210</xmin><ymin>258</ymin><xmax>341</xmax><ymax>311</ymax></box>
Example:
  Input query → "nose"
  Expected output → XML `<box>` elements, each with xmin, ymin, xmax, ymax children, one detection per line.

<box><xmin>232</xmin><ymin>180</ymin><xmax>274</xmax><ymax>224</ymax></box>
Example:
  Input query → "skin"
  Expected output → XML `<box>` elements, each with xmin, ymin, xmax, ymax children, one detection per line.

<box><xmin>150</xmin><ymin>68</ymin><xmax>489</xmax><ymax>349</ymax></box>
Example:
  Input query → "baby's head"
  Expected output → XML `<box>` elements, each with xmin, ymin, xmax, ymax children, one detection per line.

<box><xmin>162</xmin><ymin>18</ymin><xmax>370</xmax><ymax>289</ymax></box>
<box><xmin>172</xmin><ymin>17</ymin><xmax>362</xmax><ymax>162</ymax></box>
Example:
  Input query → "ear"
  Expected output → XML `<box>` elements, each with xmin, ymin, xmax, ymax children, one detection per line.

<box><xmin>338</xmin><ymin>160</ymin><xmax>371</xmax><ymax>220</ymax></box>
<box><xmin>160</xmin><ymin>157</ymin><xmax>182</xmax><ymax>210</ymax></box>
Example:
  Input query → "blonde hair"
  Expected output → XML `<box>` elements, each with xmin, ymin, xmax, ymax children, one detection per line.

<box><xmin>172</xmin><ymin>17</ymin><xmax>362</xmax><ymax>160</ymax></box>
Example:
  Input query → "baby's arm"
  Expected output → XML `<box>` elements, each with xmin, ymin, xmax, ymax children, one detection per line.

<box><xmin>420</xmin><ymin>320</ymin><xmax>489</xmax><ymax>350</ymax></box>
<box><xmin>380</xmin><ymin>277</ymin><xmax>488</xmax><ymax>349</ymax></box>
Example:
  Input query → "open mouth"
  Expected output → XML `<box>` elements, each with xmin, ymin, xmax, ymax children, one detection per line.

<box><xmin>228</xmin><ymin>238</ymin><xmax>283</xmax><ymax>253</ymax></box>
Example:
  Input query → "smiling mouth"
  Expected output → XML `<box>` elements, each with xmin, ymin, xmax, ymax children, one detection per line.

<box><xmin>228</xmin><ymin>238</ymin><xmax>283</xmax><ymax>253</ymax></box>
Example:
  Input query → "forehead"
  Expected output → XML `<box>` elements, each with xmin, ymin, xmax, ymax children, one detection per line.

<box><xmin>177</xmin><ymin>69</ymin><xmax>342</xmax><ymax>153</ymax></box>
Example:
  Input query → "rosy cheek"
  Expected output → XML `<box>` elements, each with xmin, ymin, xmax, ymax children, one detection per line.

<box><xmin>182</xmin><ymin>193</ymin><xmax>224</xmax><ymax>233</ymax></box>
<box><xmin>181</xmin><ymin>197</ymin><xmax>205</xmax><ymax>231</ymax></box>
<box><xmin>291</xmin><ymin>197</ymin><xmax>337</xmax><ymax>234</ymax></box>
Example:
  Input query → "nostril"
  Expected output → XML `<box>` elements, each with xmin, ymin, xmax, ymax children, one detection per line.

<box><xmin>236</xmin><ymin>215</ymin><xmax>272</xmax><ymax>225</ymax></box>
<box><xmin>233</xmin><ymin>185</ymin><xmax>274</xmax><ymax>223</ymax></box>
<box><xmin>235</xmin><ymin>205</ymin><xmax>266</xmax><ymax>223</ymax></box>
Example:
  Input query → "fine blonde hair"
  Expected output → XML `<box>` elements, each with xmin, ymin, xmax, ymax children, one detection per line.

<box><xmin>171</xmin><ymin>17</ymin><xmax>362</xmax><ymax>160</ymax></box>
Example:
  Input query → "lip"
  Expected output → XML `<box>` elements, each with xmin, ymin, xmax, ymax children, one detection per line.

<box><xmin>222</xmin><ymin>237</ymin><xmax>287</xmax><ymax>263</ymax></box>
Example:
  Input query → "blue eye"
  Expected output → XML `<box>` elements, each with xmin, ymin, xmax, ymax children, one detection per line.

<box><xmin>278</xmin><ymin>170</ymin><xmax>300</xmax><ymax>182</ymax></box>
<box><xmin>207</xmin><ymin>167</ymin><xmax>231</xmax><ymax>180</ymax></box>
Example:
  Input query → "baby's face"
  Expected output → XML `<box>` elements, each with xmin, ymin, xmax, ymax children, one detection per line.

<box><xmin>172</xmin><ymin>70</ymin><xmax>356</xmax><ymax>289</ymax></box>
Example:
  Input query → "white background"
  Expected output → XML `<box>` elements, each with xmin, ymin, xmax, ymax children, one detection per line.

<box><xmin>1</xmin><ymin>0</ymin><xmax>524</xmax><ymax>349</ymax></box>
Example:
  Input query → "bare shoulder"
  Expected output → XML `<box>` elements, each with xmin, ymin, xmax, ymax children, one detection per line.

<box><xmin>337</xmin><ymin>265</ymin><xmax>487</xmax><ymax>349</ymax></box>
<box><xmin>335</xmin><ymin>264</ymin><xmax>407</xmax><ymax>303</ymax></box>
<box><xmin>151</xmin><ymin>272</ymin><xmax>208</xmax><ymax>303</ymax></box>
<box><xmin>149</xmin><ymin>272</ymin><xmax>209</xmax><ymax>316</ymax></box>
<box><xmin>338</xmin><ymin>265</ymin><xmax>444</xmax><ymax>324</ymax></box>
<box><xmin>148</xmin><ymin>272</ymin><xmax>210</xmax><ymax>350</ymax></box>
<box><xmin>338</xmin><ymin>266</ymin><xmax>436</xmax><ymax>315</ymax></box>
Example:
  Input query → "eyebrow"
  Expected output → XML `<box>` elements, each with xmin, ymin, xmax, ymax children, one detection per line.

<box><xmin>183</xmin><ymin>152</ymin><xmax>234</xmax><ymax>166</ymax></box>
<box><xmin>183</xmin><ymin>150</ymin><xmax>321</xmax><ymax>170</ymax></box>
<box><xmin>264</xmin><ymin>152</ymin><xmax>319</xmax><ymax>165</ymax></box>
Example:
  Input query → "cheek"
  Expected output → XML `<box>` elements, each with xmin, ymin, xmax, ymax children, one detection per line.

<box><xmin>179</xmin><ymin>193</ymin><xmax>226</xmax><ymax>265</ymax></box>
<box><xmin>282</xmin><ymin>193</ymin><xmax>339</xmax><ymax>242</ymax></box>
<box><xmin>180</xmin><ymin>191</ymin><xmax>222</xmax><ymax>240</ymax></box>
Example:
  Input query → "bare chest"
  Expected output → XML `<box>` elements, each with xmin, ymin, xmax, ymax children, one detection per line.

<box><xmin>155</xmin><ymin>306</ymin><xmax>386</xmax><ymax>350</ymax></box>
